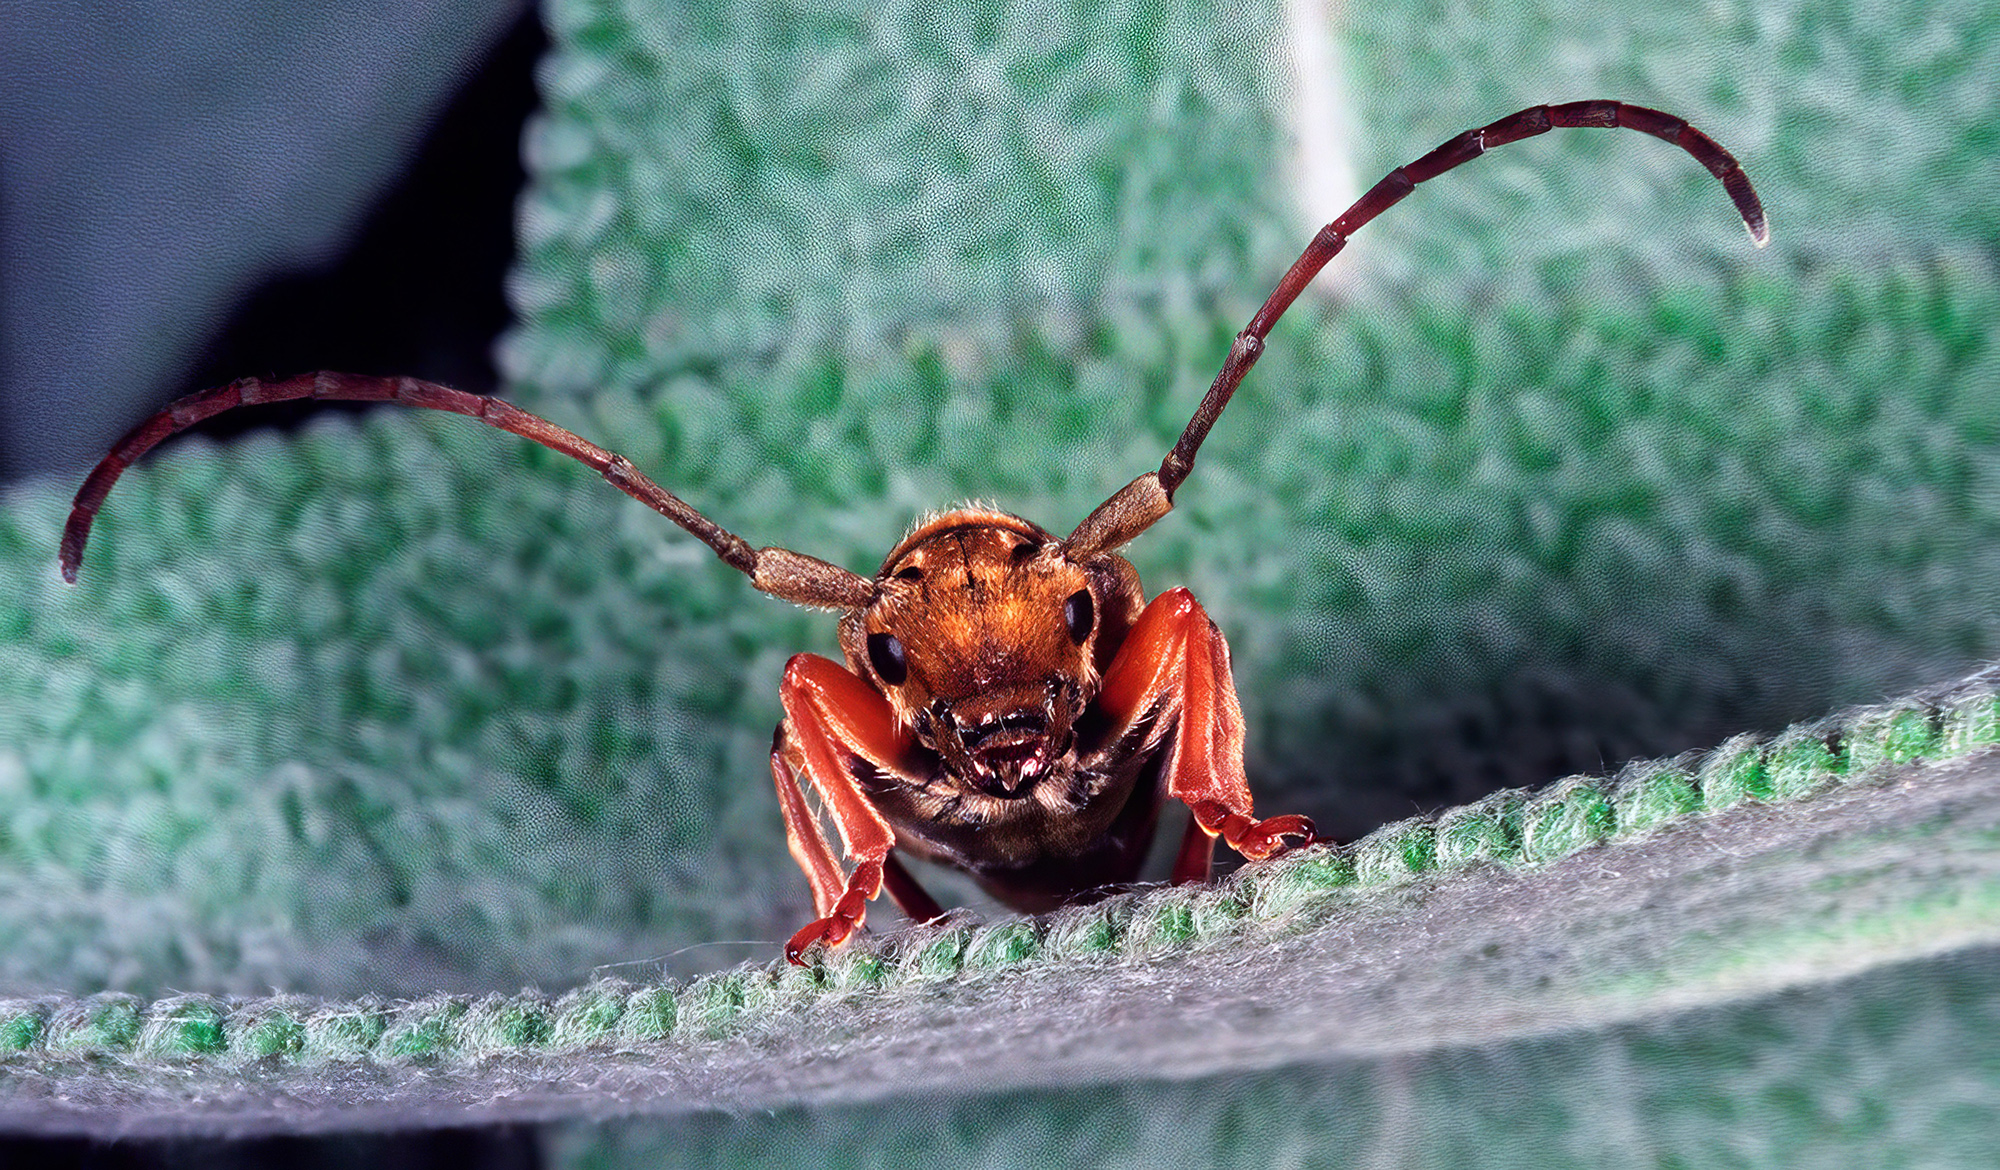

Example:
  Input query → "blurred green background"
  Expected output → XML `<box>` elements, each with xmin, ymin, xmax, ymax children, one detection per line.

<box><xmin>2</xmin><ymin>0</ymin><xmax>1997</xmax><ymax>1162</ymax></box>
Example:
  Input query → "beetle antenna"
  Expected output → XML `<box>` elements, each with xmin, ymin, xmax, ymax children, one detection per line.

<box><xmin>1068</xmin><ymin>100</ymin><xmax>1767</xmax><ymax>558</ymax></box>
<box><xmin>58</xmin><ymin>372</ymin><xmax>875</xmax><ymax>610</ymax></box>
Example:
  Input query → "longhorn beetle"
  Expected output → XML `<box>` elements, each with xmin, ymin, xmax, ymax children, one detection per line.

<box><xmin>60</xmin><ymin>101</ymin><xmax>1767</xmax><ymax>964</ymax></box>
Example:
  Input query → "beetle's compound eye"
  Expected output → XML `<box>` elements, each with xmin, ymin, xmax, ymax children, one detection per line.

<box><xmin>867</xmin><ymin>631</ymin><xmax>909</xmax><ymax>685</ymax></box>
<box><xmin>1063</xmin><ymin>589</ymin><xmax>1095</xmax><ymax>644</ymax></box>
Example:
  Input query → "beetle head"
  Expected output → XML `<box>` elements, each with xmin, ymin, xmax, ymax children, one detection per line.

<box><xmin>843</xmin><ymin>510</ymin><xmax>1124</xmax><ymax>800</ymax></box>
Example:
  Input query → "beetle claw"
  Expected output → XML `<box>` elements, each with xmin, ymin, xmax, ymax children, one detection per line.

<box><xmin>785</xmin><ymin>914</ymin><xmax>852</xmax><ymax>965</ymax></box>
<box><xmin>1226</xmin><ymin>813</ymin><xmax>1318</xmax><ymax>861</ymax></box>
<box><xmin>784</xmin><ymin>879</ymin><xmax>874</xmax><ymax>965</ymax></box>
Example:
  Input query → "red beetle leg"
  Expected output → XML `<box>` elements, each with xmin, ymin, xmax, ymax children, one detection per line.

<box><xmin>1095</xmin><ymin>588</ymin><xmax>1316</xmax><ymax>884</ymax></box>
<box><xmin>771</xmin><ymin>653</ymin><xmax>942</xmax><ymax>963</ymax></box>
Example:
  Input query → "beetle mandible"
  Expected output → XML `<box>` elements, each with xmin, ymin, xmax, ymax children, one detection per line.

<box><xmin>59</xmin><ymin>101</ymin><xmax>1767</xmax><ymax>964</ymax></box>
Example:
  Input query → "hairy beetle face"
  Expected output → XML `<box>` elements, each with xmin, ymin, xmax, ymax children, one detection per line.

<box><xmin>856</xmin><ymin>513</ymin><xmax>1100</xmax><ymax>799</ymax></box>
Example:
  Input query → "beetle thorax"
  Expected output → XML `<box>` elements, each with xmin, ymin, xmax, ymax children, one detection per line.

<box><xmin>842</xmin><ymin>510</ymin><xmax>1103</xmax><ymax>800</ymax></box>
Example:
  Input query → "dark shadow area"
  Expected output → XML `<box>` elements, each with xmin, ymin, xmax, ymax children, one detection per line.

<box><xmin>0</xmin><ymin>1127</ymin><xmax>541</xmax><ymax>1170</ymax></box>
<box><xmin>169</xmin><ymin>9</ymin><xmax>547</xmax><ymax>445</ymax></box>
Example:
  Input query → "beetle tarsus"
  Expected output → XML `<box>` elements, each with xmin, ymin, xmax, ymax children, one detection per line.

<box><xmin>784</xmin><ymin>871</ymin><xmax>876</xmax><ymax>965</ymax></box>
<box><xmin>784</xmin><ymin>915</ymin><xmax>846</xmax><ymax>966</ymax></box>
<box><xmin>1234</xmin><ymin>812</ymin><xmax>1319</xmax><ymax>861</ymax></box>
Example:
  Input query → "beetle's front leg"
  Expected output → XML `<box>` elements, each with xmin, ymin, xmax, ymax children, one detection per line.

<box><xmin>1095</xmin><ymin>588</ymin><xmax>1316</xmax><ymax>883</ymax></box>
<box><xmin>771</xmin><ymin>653</ymin><xmax>942</xmax><ymax>964</ymax></box>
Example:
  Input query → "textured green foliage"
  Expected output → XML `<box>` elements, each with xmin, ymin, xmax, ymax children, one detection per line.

<box><xmin>1610</xmin><ymin>762</ymin><xmax>1701</xmax><ymax>835</ymax></box>
<box><xmin>510</xmin><ymin>0</ymin><xmax>1298</xmax><ymax>388</ymax></box>
<box><xmin>44</xmin><ymin>994</ymin><xmax>142</xmax><ymax>1055</ymax></box>
<box><xmin>1</xmin><ymin>3</ymin><xmax>1998</xmax><ymax>1161</ymax></box>
<box><xmin>963</xmin><ymin>919</ymin><xmax>1042</xmax><ymax>968</ymax></box>
<box><xmin>553</xmin><ymin>980</ymin><xmax>630</xmax><ymax>1048</ymax></box>
<box><xmin>466</xmin><ymin>994</ymin><xmax>555</xmax><ymax>1050</ymax></box>
<box><xmin>136</xmin><ymin>996</ymin><xmax>227</xmax><ymax>1058</ymax></box>
<box><xmin>1944</xmin><ymin>689</ymin><xmax>2000</xmax><ymax>756</ymax></box>
<box><xmin>1352</xmin><ymin>816</ymin><xmax>1436</xmax><ymax>882</ymax></box>
<box><xmin>896</xmin><ymin>922</ymin><xmax>975</xmax><ymax>979</ymax></box>
<box><xmin>0</xmin><ymin>1007</ymin><xmax>44</xmax><ymax>1055</ymax></box>
<box><xmin>1432</xmin><ymin>800</ymin><xmax>1511</xmax><ymax>869</ymax></box>
<box><xmin>4</xmin><ymin>667</ymin><xmax>1993</xmax><ymax>1081</ymax></box>
<box><xmin>233</xmin><ymin>1004</ymin><xmax>306</xmax><ymax>1060</ymax></box>
<box><xmin>1038</xmin><ymin>905</ymin><xmax>1122</xmax><ymax>957</ymax></box>
<box><xmin>505</xmin><ymin>0</ymin><xmax>2000</xmax><ymax>852</ymax></box>
<box><xmin>1765</xmin><ymin>729</ymin><xmax>1843</xmax><ymax>800</ymax></box>
<box><xmin>384</xmin><ymin>998</ymin><xmax>468</xmax><ymax>1061</ymax></box>
<box><xmin>1</xmin><ymin>0</ymin><xmax>1996</xmax><ymax>1010</ymax></box>
<box><xmin>616</xmin><ymin>985</ymin><xmax>677</xmax><ymax>1042</ymax></box>
<box><xmin>546</xmin><ymin>947</ymin><xmax>2000</xmax><ymax>1170</ymax></box>
<box><xmin>678</xmin><ymin>972</ymin><xmax>750</xmax><ymax>1038</ymax></box>
<box><xmin>1519</xmin><ymin>778</ymin><xmax>1616</xmax><ymax>862</ymax></box>
<box><xmin>302</xmin><ymin>1002</ymin><xmax>388</xmax><ymax>1061</ymax></box>
<box><xmin>1844</xmin><ymin>704</ymin><xmax>1944</xmax><ymax>773</ymax></box>
<box><xmin>1698</xmin><ymin>734</ymin><xmax>1771</xmax><ymax>810</ymax></box>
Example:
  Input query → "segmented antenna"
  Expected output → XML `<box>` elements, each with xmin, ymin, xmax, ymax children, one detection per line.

<box><xmin>59</xmin><ymin>372</ymin><xmax>874</xmax><ymax>609</ymax></box>
<box><xmin>1158</xmin><ymin>100</ymin><xmax>1768</xmax><ymax>497</ymax></box>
